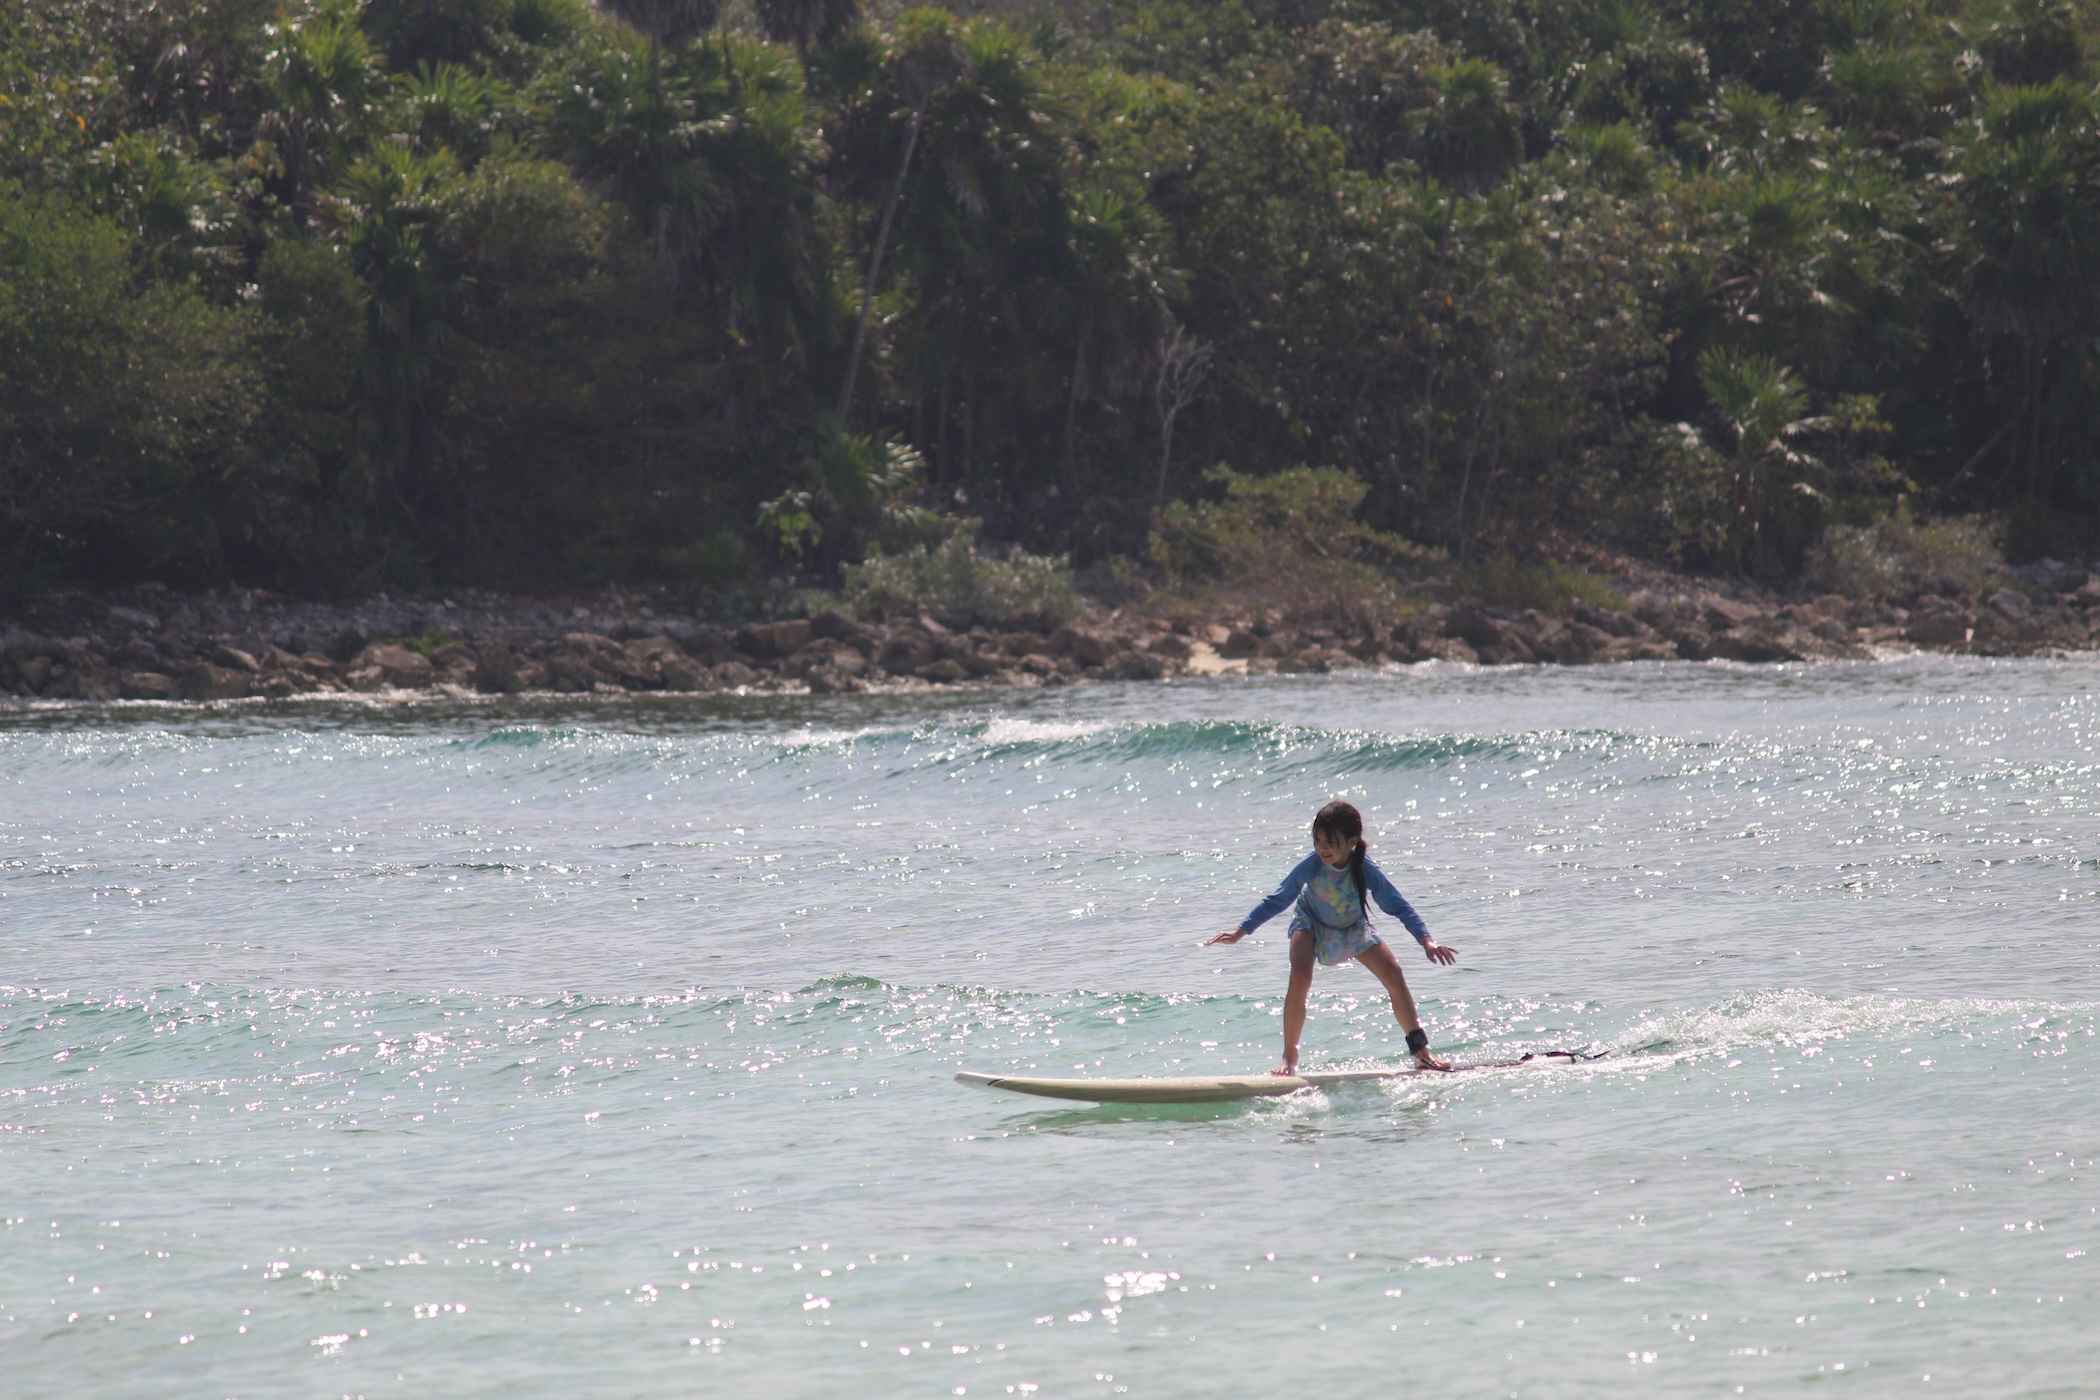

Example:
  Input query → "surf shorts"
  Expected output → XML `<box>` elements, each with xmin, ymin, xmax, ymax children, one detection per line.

<box><xmin>1289</xmin><ymin>906</ymin><xmax>1381</xmax><ymax>967</ymax></box>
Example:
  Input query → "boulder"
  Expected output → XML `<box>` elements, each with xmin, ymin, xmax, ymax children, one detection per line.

<box><xmin>1707</xmin><ymin>624</ymin><xmax>1805</xmax><ymax>662</ymax></box>
<box><xmin>1421</xmin><ymin>636</ymin><xmax>1479</xmax><ymax>664</ymax></box>
<box><xmin>121</xmin><ymin>671</ymin><xmax>177</xmax><ymax>700</ymax></box>
<box><xmin>1704</xmin><ymin>595</ymin><xmax>1763</xmax><ymax>628</ymax></box>
<box><xmin>1103</xmin><ymin>650</ymin><xmax>1167</xmax><ymax>680</ymax></box>
<box><xmin>808</xmin><ymin>609</ymin><xmax>877</xmax><ymax>648</ymax></box>
<box><xmin>878</xmin><ymin>629</ymin><xmax>938</xmax><ymax>672</ymax></box>
<box><xmin>659</xmin><ymin>654</ymin><xmax>709</xmax><ymax>691</ymax></box>
<box><xmin>544</xmin><ymin>653</ymin><xmax>602</xmax><ymax>692</ymax></box>
<box><xmin>344</xmin><ymin>666</ymin><xmax>388</xmax><ymax>692</ymax></box>
<box><xmin>1668</xmin><ymin>624</ymin><xmax>1715</xmax><ymax>660</ymax></box>
<box><xmin>211</xmin><ymin>643</ymin><xmax>261</xmax><ymax>672</ymax></box>
<box><xmin>1148</xmin><ymin>633</ymin><xmax>1194</xmax><ymax>660</ymax></box>
<box><xmin>1218</xmin><ymin>628</ymin><xmax>1262</xmax><ymax>659</ymax></box>
<box><xmin>916</xmin><ymin>658</ymin><xmax>969</xmax><ymax>683</ymax></box>
<box><xmin>1902</xmin><ymin>604</ymin><xmax>1973</xmax><ymax>648</ymax></box>
<box><xmin>353</xmin><ymin>643</ymin><xmax>435</xmax><ymax>688</ymax></box>
<box><xmin>178</xmin><ymin>663</ymin><xmax>255</xmax><ymax>700</ymax></box>
<box><xmin>614</xmin><ymin>635</ymin><xmax>691</xmax><ymax>689</ymax></box>
<box><xmin>712</xmin><ymin>661</ymin><xmax>758</xmax><ymax>688</ymax></box>
<box><xmin>806</xmin><ymin>667</ymin><xmax>865</xmax><ymax>694</ymax></box>
<box><xmin>1050</xmin><ymin>624</ymin><xmax>1116</xmax><ymax>665</ymax></box>
<box><xmin>734</xmin><ymin>619</ymin><xmax>812</xmax><ymax>658</ymax></box>
<box><xmin>475</xmin><ymin>642</ymin><xmax>523</xmax><ymax>694</ymax></box>
<box><xmin>1988</xmin><ymin>587</ymin><xmax>2033</xmax><ymax>621</ymax></box>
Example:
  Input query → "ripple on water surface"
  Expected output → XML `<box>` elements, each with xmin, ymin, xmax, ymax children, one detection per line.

<box><xmin>2</xmin><ymin>657</ymin><xmax>2097</xmax><ymax>1396</ymax></box>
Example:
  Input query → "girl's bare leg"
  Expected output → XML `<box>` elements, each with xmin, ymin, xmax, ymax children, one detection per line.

<box><xmin>1357</xmin><ymin>940</ymin><xmax>1452</xmax><ymax>1070</ymax></box>
<box><xmin>1274</xmin><ymin>930</ymin><xmax>1316</xmax><ymax>1075</ymax></box>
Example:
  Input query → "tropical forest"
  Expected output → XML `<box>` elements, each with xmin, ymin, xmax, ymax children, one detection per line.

<box><xmin>6</xmin><ymin>0</ymin><xmax>2100</xmax><ymax>615</ymax></box>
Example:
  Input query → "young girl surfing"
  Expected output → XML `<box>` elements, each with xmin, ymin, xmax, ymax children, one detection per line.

<box><xmin>1206</xmin><ymin>801</ymin><xmax>1457</xmax><ymax>1075</ymax></box>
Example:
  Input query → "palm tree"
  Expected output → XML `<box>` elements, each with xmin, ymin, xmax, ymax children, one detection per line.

<box><xmin>1413</xmin><ymin>58</ymin><xmax>1521</xmax><ymax>238</ymax></box>
<box><xmin>1697</xmin><ymin>347</ymin><xmax>1828</xmax><ymax>579</ymax></box>
<box><xmin>1952</xmin><ymin>78</ymin><xmax>2100</xmax><ymax>499</ymax></box>
<box><xmin>835</xmin><ymin>9</ymin><xmax>967</xmax><ymax>423</ymax></box>
<box><xmin>1061</xmin><ymin>187</ymin><xmax>1174</xmax><ymax>493</ymax></box>
<box><xmin>260</xmin><ymin>2</ymin><xmax>383</xmax><ymax>225</ymax></box>
<box><xmin>755</xmin><ymin>0</ymin><xmax>859</xmax><ymax>50</ymax></box>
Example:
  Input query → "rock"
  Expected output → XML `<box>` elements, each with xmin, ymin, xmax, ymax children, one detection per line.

<box><xmin>1276</xmin><ymin>650</ymin><xmax>1331</xmax><ymax>674</ymax></box>
<box><xmin>1707</xmin><ymin>624</ymin><xmax>1805</xmax><ymax>662</ymax></box>
<box><xmin>1668</xmin><ymin>624</ymin><xmax>1714</xmax><ymax>660</ymax></box>
<box><xmin>712</xmin><ymin>661</ymin><xmax>758</xmax><ymax>688</ymax></box>
<box><xmin>1570</xmin><ymin>601</ymin><xmax>1648</xmax><ymax>639</ymax></box>
<box><xmin>107</xmin><ymin>604</ymin><xmax>160</xmax><ymax>630</ymax></box>
<box><xmin>18</xmin><ymin>654</ymin><xmax>54</xmax><ymax>691</ymax></box>
<box><xmin>614</xmin><ymin>635</ymin><xmax>690</xmax><ymax>689</ymax></box>
<box><xmin>1103</xmin><ymin>650</ymin><xmax>1168</xmax><ymax>680</ymax></box>
<box><xmin>1902</xmin><ymin>603</ymin><xmax>1973</xmax><ymax>648</ymax></box>
<box><xmin>808</xmin><ymin>609</ymin><xmax>877</xmax><ymax>648</ymax></box>
<box><xmin>34</xmin><ymin>657</ymin><xmax>117</xmax><ymax>700</ymax></box>
<box><xmin>1219</xmin><ymin>628</ymin><xmax>1262</xmax><ymax>660</ymax></box>
<box><xmin>734</xmin><ymin>620</ymin><xmax>812</xmax><ymax>658</ymax></box>
<box><xmin>354</xmin><ymin>643</ymin><xmax>435</xmax><ymax>688</ymax></box>
<box><xmin>120</xmin><ymin>671</ymin><xmax>177</xmax><ymax>700</ymax></box>
<box><xmin>429</xmin><ymin>642</ymin><xmax>478</xmax><ymax>673</ymax></box>
<box><xmin>344</xmin><ymin>666</ymin><xmax>387</xmax><ymax>692</ymax></box>
<box><xmin>1705</xmin><ymin>595</ymin><xmax>1763</xmax><ymax>628</ymax></box>
<box><xmin>475</xmin><ymin>642</ymin><xmax>523</xmax><ymax>694</ymax></box>
<box><xmin>1989</xmin><ymin>587</ymin><xmax>2033</xmax><ymax>621</ymax></box>
<box><xmin>1148</xmin><ymin>634</ymin><xmax>1194</xmax><ymax>660</ymax></box>
<box><xmin>659</xmin><ymin>655</ymin><xmax>708</xmax><ymax>691</ymax></box>
<box><xmin>878</xmin><ymin>629</ymin><xmax>938</xmax><ymax>672</ymax></box>
<box><xmin>211</xmin><ymin>643</ymin><xmax>261</xmax><ymax>672</ymax></box>
<box><xmin>1415</xmin><ymin>637</ymin><xmax>1478</xmax><ymax>664</ymax></box>
<box><xmin>806</xmin><ymin>667</ymin><xmax>865</xmax><ymax>694</ymax></box>
<box><xmin>916</xmin><ymin>658</ymin><xmax>969</xmax><ymax>683</ymax></box>
<box><xmin>178</xmin><ymin>663</ymin><xmax>255</xmax><ymax>700</ymax></box>
<box><xmin>544</xmin><ymin>653</ymin><xmax>602</xmax><ymax>692</ymax></box>
<box><xmin>1051</xmin><ymin>624</ymin><xmax>1115</xmax><ymax>665</ymax></box>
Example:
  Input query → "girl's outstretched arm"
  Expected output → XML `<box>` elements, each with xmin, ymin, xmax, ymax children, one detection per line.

<box><xmin>1203</xmin><ymin>854</ymin><xmax>1320</xmax><ymax>945</ymax></box>
<box><xmin>1362</xmin><ymin>859</ymin><xmax>1457</xmax><ymax>964</ymax></box>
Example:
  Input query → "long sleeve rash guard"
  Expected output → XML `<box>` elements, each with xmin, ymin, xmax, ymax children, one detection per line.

<box><xmin>1237</xmin><ymin>853</ymin><xmax>1433</xmax><ymax>943</ymax></box>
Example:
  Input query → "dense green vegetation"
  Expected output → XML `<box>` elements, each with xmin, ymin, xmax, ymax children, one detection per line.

<box><xmin>4</xmin><ymin>0</ymin><xmax>2098</xmax><ymax>597</ymax></box>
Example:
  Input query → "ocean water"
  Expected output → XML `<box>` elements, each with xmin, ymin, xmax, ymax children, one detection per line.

<box><xmin>2</xmin><ymin>657</ymin><xmax>2096</xmax><ymax>1398</ymax></box>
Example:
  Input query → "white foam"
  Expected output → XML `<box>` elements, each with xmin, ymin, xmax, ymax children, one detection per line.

<box><xmin>981</xmin><ymin>718</ymin><xmax>1114</xmax><ymax>746</ymax></box>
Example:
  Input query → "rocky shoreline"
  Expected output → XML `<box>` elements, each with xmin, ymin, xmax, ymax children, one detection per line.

<box><xmin>3</xmin><ymin>575</ymin><xmax>2097</xmax><ymax>704</ymax></box>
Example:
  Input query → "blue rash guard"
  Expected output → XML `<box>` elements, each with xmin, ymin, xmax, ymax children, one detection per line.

<box><xmin>1237</xmin><ymin>853</ymin><xmax>1433</xmax><ymax>945</ymax></box>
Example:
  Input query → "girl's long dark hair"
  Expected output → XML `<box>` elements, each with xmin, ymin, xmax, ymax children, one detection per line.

<box><xmin>1313</xmin><ymin>800</ymin><xmax>1368</xmax><ymax>907</ymax></box>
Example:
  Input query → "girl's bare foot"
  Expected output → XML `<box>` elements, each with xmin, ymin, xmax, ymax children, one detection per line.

<box><xmin>1414</xmin><ymin>1050</ymin><xmax>1453</xmax><ymax>1072</ymax></box>
<box><xmin>1271</xmin><ymin>1063</ymin><xmax>1298</xmax><ymax>1076</ymax></box>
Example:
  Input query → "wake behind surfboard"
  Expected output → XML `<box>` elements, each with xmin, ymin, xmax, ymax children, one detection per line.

<box><xmin>956</xmin><ymin>1051</ymin><xmax>1604</xmax><ymax>1104</ymax></box>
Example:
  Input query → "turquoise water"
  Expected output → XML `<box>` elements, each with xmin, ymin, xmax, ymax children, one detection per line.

<box><xmin>3</xmin><ymin>658</ymin><xmax>2096</xmax><ymax>1397</ymax></box>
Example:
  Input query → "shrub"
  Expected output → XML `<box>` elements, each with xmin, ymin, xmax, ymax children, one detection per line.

<box><xmin>1454</xmin><ymin>555</ymin><xmax>1629</xmax><ymax>614</ymax></box>
<box><xmin>841</xmin><ymin>519</ymin><xmax>1083</xmax><ymax>629</ymax></box>
<box><xmin>1147</xmin><ymin>466</ymin><xmax>1435</xmax><ymax>625</ymax></box>
<box><xmin>1805</xmin><ymin>506</ymin><xmax>2003</xmax><ymax>598</ymax></box>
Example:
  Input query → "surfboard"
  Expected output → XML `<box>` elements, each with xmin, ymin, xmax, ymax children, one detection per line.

<box><xmin>956</xmin><ymin>1052</ymin><xmax>1601</xmax><ymax>1104</ymax></box>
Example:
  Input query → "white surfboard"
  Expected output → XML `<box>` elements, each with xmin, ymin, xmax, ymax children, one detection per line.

<box><xmin>953</xmin><ymin>1068</ymin><xmax>1408</xmax><ymax>1103</ymax></box>
<box><xmin>955</xmin><ymin>1052</ymin><xmax>1601</xmax><ymax>1104</ymax></box>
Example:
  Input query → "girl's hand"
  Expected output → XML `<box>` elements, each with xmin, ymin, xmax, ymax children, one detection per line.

<box><xmin>1413</xmin><ymin>1047</ymin><xmax>1453</xmax><ymax>1072</ymax></box>
<box><xmin>1205</xmin><ymin>927</ymin><xmax>1249</xmax><ymax>946</ymax></box>
<box><xmin>1421</xmin><ymin>937</ymin><xmax>1457</xmax><ymax>965</ymax></box>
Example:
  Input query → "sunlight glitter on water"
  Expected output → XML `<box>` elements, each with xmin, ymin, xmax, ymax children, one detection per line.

<box><xmin>3</xmin><ymin>654</ymin><xmax>2098</xmax><ymax>1396</ymax></box>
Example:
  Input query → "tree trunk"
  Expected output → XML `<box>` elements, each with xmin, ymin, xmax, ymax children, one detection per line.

<box><xmin>836</xmin><ymin>105</ymin><xmax>924</xmax><ymax>424</ymax></box>
<box><xmin>1063</xmin><ymin>303</ymin><xmax>1094</xmax><ymax>495</ymax></box>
